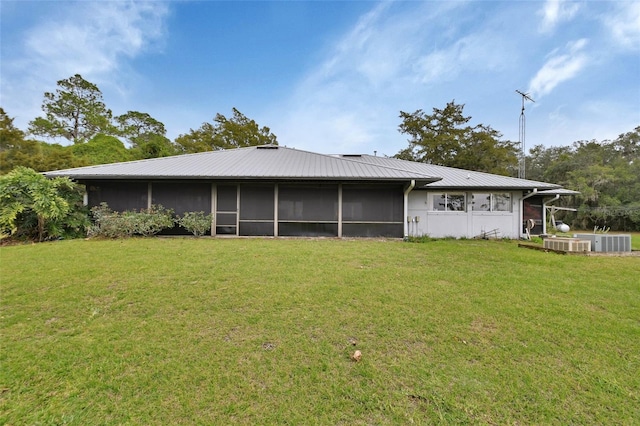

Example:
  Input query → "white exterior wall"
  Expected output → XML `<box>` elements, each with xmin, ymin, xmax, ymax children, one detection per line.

<box><xmin>407</xmin><ymin>191</ymin><xmax>522</xmax><ymax>239</ymax></box>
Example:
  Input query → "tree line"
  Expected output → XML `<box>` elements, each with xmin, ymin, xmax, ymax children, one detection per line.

<box><xmin>0</xmin><ymin>74</ymin><xmax>278</xmax><ymax>174</ymax></box>
<box><xmin>1</xmin><ymin>74</ymin><xmax>638</xmax><ymax>240</ymax></box>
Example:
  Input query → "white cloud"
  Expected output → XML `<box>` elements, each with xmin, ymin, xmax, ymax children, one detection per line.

<box><xmin>272</xmin><ymin>1</ymin><xmax>515</xmax><ymax>154</ymax></box>
<box><xmin>527</xmin><ymin>39</ymin><xmax>589</xmax><ymax>99</ymax></box>
<box><xmin>413</xmin><ymin>32</ymin><xmax>509</xmax><ymax>85</ymax></box>
<box><xmin>24</xmin><ymin>2</ymin><xmax>168</xmax><ymax>81</ymax></box>
<box><xmin>539</xmin><ymin>0</ymin><xmax>580</xmax><ymax>33</ymax></box>
<box><xmin>604</xmin><ymin>2</ymin><xmax>640</xmax><ymax>51</ymax></box>
<box><xmin>1</xmin><ymin>1</ymin><xmax>169</xmax><ymax>133</ymax></box>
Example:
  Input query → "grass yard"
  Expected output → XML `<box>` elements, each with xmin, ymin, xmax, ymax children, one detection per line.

<box><xmin>1</xmin><ymin>238</ymin><xmax>639</xmax><ymax>425</ymax></box>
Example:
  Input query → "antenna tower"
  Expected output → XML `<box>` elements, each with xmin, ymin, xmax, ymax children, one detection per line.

<box><xmin>516</xmin><ymin>90</ymin><xmax>534</xmax><ymax>179</ymax></box>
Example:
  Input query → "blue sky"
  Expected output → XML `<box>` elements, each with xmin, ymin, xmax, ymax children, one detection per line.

<box><xmin>1</xmin><ymin>0</ymin><xmax>638</xmax><ymax>156</ymax></box>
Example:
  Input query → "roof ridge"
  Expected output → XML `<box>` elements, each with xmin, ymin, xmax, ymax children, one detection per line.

<box><xmin>271</xmin><ymin>146</ymin><xmax>440</xmax><ymax>180</ymax></box>
<box><xmin>334</xmin><ymin>154</ymin><xmax>441</xmax><ymax>180</ymax></box>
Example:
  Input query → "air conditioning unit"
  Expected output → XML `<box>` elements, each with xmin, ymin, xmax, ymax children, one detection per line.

<box><xmin>573</xmin><ymin>234</ymin><xmax>632</xmax><ymax>252</ymax></box>
<box><xmin>543</xmin><ymin>238</ymin><xmax>591</xmax><ymax>252</ymax></box>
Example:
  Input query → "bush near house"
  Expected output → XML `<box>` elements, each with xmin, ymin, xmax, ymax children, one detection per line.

<box><xmin>177</xmin><ymin>211</ymin><xmax>213</xmax><ymax>236</ymax></box>
<box><xmin>88</xmin><ymin>203</ymin><xmax>175</xmax><ymax>238</ymax></box>
<box><xmin>0</xmin><ymin>167</ymin><xmax>88</xmax><ymax>241</ymax></box>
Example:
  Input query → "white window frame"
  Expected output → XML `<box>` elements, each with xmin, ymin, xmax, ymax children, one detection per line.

<box><xmin>472</xmin><ymin>192</ymin><xmax>512</xmax><ymax>212</ymax></box>
<box><xmin>431</xmin><ymin>193</ymin><xmax>466</xmax><ymax>212</ymax></box>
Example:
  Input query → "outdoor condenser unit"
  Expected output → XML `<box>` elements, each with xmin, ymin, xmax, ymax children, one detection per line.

<box><xmin>573</xmin><ymin>234</ymin><xmax>632</xmax><ymax>253</ymax></box>
<box><xmin>543</xmin><ymin>238</ymin><xmax>591</xmax><ymax>252</ymax></box>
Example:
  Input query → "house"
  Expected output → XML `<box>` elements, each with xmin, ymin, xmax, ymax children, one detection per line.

<box><xmin>44</xmin><ymin>145</ymin><xmax>575</xmax><ymax>239</ymax></box>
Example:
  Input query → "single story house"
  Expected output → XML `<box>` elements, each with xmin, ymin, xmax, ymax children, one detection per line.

<box><xmin>44</xmin><ymin>145</ymin><xmax>576</xmax><ymax>239</ymax></box>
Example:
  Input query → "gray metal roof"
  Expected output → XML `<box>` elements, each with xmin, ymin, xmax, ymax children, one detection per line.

<box><xmin>44</xmin><ymin>145</ymin><xmax>440</xmax><ymax>184</ymax></box>
<box><xmin>341</xmin><ymin>154</ymin><xmax>561</xmax><ymax>190</ymax></box>
<box><xmin>44</xmin><ymin>145</ymin><xmax>564</xmax><ymax>190</ymax></box>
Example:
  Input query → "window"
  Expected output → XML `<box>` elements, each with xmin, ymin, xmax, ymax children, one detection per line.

<box><xmin>432</xmin><ymin>193</ymin><xmax>466</xmax><ymax>211</ymax></box>
<box><xmin>492</xmin><ymin>193</ymin><xmax>511</xmax><ymax>212</ymax></box>
<box><xmin>472</xmin><ymin>193</ymin><xmax>491</xmax><ymax>211</ymax></box>
<box><xmin>472</xmin><ymin>193</ymin><xmax>511</xmax><ymax>212</ymax></box>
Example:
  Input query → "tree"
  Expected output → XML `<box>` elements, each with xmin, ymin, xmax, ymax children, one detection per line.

<box><xmin>71</xmin><ymin>134</ymin><xmax>132</xmax><ymax>165</ymax></box>
<box><xmin>175</xmin><ymin>108</ymin><xmax>278</xmax><ymax>153</ymax></box>
<box><xmin>115</xmin><ymin>110</ymin><xmax>167</xmax><ymax>147</ymax></box>
<box><xmin>28</xmin><ymin>74</ymin><xmax>114</xmax><ymax>144</ymax></box>
<box><xmin>0</xmin><ymin>167</ymin><xmax>88</xmax><ymax>241</ymax></box>
<box><xmin>1</xmin><ymin>108</ymin><xmax>86</xmax><ymax>174</ymax></box>
<box><xmin>612</xmin><ymin>126</ymin><xmax>639</xmax><ymax>163</ymax></box>
<box><xmin>528</xmin><ymin>128</ymin><xmax>640</xmax><ymax>231</ymax></box>
<box><xmin>130</xmin><ymin>134</ymin><xmax>178</xmax><ymax>160</ymax></box>
<box><xmin>115</xmin><ymin>111</ymin><xmax>177</xmax><ymax>159</ymax></box>
<box><xmin>395</xmin><ymin>101</ymin><xmax>518</xmax><ymax>175</ymax></box>
<box><xmin>0</xmin><ymin>107</ymin><xmax>26</xmax><ymax>152</ymax></box>
<box><xmin>525</xmin><ymin>144</ymin><xmax>572</xmax><ymax>182</ymax></box>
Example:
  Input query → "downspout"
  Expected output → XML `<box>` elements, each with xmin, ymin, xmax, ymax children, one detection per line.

<box><xmin>542</xmin><ymin>194</ymin><xmax>560</xmax><ymax>234</ymax></box>
<box><xmin>403</xmin><ymin>180</ymin><xmax>416</xmax><ymax>239</ymax></box>
<box><xmin>520</xmin><ymin>188</ymin><xmax>538</xmax><ymax>239</ymax></box>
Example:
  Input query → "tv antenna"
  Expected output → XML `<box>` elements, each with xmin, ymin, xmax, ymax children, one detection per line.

<box><xmin>516</xmin><ymin>90</ymin><xmax>535</xmax><ymax>179</ymax></box>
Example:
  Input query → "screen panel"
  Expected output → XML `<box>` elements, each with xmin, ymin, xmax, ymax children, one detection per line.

<box><xmin>342</xmin><ymin>185</ymin><xmax>403</xmax><ymax>222</ymax></box>
<box><xmin>87</xmin><ymin>181</ymin><xmax>147</xmax><ymax>212</ymax></box>
<box><xmin>216</xmin><ymin>212</ymin><xmax>236</xmax><ymax>226</ymax></box>
<box><xmin>278</xmin><ymin>185</ymin><xmax>338</xmax><ymax>221</ymax></box>
<box><xmin>215</xmin><ymin>226</ymin><xmax>236</xmax><ymax>235</ymax></box>
<box><xmin>342</xmin><ymin>223</ymin><xmax>403</xmax><ymax>238</ymax></box>
<box><xmin>240</xmin><ymin>185</ymin><xmax>274</xmax><ymax>220</ymax></box>
<box><xmin>278</xmin><ymin>222</ymin><xmax>338</xmax><ymax>237</ymax></box>
<box><xmin>152</xmin><ymin>182</ymin><xmax>211</xmax><ymax>216</ymax></box>
<box><xmin>217</xmin><ymin>185</ymin><xmax>237</xmax><ymax>212</ymax></box>
<box><xmin>239</xmin><ymin>222</ymin><xmax>274</xmax><ymax>236</ymax></box>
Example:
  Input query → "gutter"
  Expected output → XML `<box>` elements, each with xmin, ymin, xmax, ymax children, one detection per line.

<box><xmin>403</xmin><ymin>179</ymin><xmax>416</xmax><ymax>239</ymax></box>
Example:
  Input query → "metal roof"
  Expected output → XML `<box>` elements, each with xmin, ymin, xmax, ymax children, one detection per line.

<box><xmin>341</xmin><ymin>154</ymin><xmax>561</xmax><ymax>190</ymax></box>
<box><xmin>44</xmin><ymin>145</ymin><xmax>564</xmax><ymax>190</ymax></box>
<box><xmin>44</xmin><ymin>145</ymin><xmax>440</xmax><ymax>184</ymax></box>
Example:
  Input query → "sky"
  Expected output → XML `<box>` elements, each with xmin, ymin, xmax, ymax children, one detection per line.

<box><xmin>1</xmin><ymin>0</ymin><xmax>639</xmax><ymax>156</ymax></box>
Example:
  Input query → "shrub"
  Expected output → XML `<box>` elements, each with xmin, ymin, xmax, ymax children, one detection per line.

<box><xmin>0</xmin><ymin>167</ymin><xmax>89</xmax><ymax>241</ymax></box>
<box><xmin>89</xmin><ymin>203</ymin><xmax>128</xmax><ymax>238</ymax></box>
<box><xmin>135</xmin><ymin>205</ymin><xmax>175</xmax><ymax>236</ymax></box>
<box><xmin>89</xmin><ymin>203</ymin><xmax>174</xmax><ymax>238</ymax></box>
<box><xmin>177</xmin><ymin>211</ymin><xmax>213</xmax><ymax>236</ymax></box>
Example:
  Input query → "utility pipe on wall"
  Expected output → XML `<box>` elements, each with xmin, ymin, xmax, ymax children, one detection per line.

<box><xmin>403</xmin><ymin>180</ymin><xmax>416</xmax><ymax>239</ymax></box>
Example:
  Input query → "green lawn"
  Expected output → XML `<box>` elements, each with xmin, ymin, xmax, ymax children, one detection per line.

<box><xmin>2</xmin><ymin>238</ymin><xmax>639</xmax><ymax>425</ymax></box>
